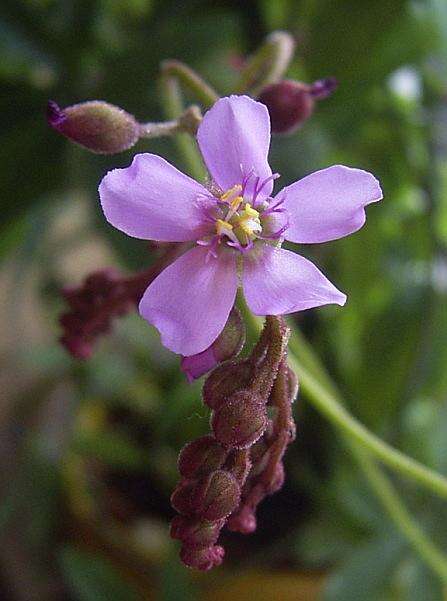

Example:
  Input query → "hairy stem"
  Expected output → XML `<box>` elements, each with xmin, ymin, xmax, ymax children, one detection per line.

<box><xmin>159</xmin><ymin>74</ymin><xmax>206</xmax><ymax>180</ymax></box>
<box><xmin>235</xmin><ymin>31</ymin><xmax>295</xmax><ymax>96</ymax></box>
<box><xmin>161</xmin><ymin>60</ymin><xmax>219</xmax><ymax>108</ymax></box>
<box><xmin>348</xmin><ymin>438</ymin><xmax>447</xmax><ymax>583</ymax></box>
<box><xmin>244</xmin><ymin>311</ymin><xmax>447</xmax><ymax>499</ymax></box>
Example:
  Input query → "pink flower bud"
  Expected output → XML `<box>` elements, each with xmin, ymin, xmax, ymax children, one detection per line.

<box><xmin>258</xmin><ymin>78</ymin><xmax>337</xmax><ymax>134</ymax></box>
<box><xmin>202</xmin><ymin>359</ymin><xmax>253</xmax><ymax>410</ymax></box>
<box><xmin>178</xmin><ymin>435</ymin><xmax>228</xmax><ymax>479</ymax></box>
<box><xmin>170</xmin><ymin>516</ymin><xmax>224</xmax><ymax>546</ymax></box>
<box><xmin>180</xmin><ymin>544</ymin><xmax>225</xmax><ymax>571</ymax></box>
<box><xmin>47</xmin><ymin>100</ymin><xmax>140</xmax><ymax>154</ymax></box>
<box><xmin>181</xmin><ymin>307</ymin><xmax>245</xmax><ymax>381</ymax></box>
<box><xmin>211</xmin><ymin>391</ymin><xmax>267</xmax><ymax>449</ymax></box>
<box><xmin>194</xmin><ymin>470</ymin><xmax>241</xmax><ymax>521</ymax></box>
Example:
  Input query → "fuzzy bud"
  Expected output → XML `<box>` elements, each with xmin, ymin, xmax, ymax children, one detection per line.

<box><xmin>180</xmin><ymin>544</ymin><xmax>225</xmax><ymax>571</ymax></box>
<box><xmin>178</xmin><ymin>435</ymin><xmax>228</xmax><ymax>479</ymax></box>
<box><xmin>170</xmin><ymin>480</ymin><xmax>197</xmax><ymax>516</ymax></box>
<box><xmin>181</xmin><ymin>308</ymin><xmax>245</xmax><ymax>382</ymax></box>
<box><xmin>258</xmin><ymin>78</ymin><xmax>337</xmax><ymax>134</ymax></box>
<box><xmin>227</xmin><ymin>504</ymin><xmax>257</xmax><ymax>534</ymax></box>
<box><xmin>211</xmin><ymin>391</ymin><xmax>267</xmax><ymax>449</ymax></box>
<box><xmin>202</xmin><ymin>359</ymin><xmax>253</xmax><ymax>410</ymax></box>
<box><xmin>194</xmin><ymin>470</ymin><xmax>241</xmax><ymax>521</ymax></box>
<box><xmin>47</xmin><ymin>100</ymin><xmax>140</xmax><ymax>154</ymax></box>
<box><xmin>170</xmin><ymin>516</ymin><xmax>224</xmax><ymax>547</ymax></box>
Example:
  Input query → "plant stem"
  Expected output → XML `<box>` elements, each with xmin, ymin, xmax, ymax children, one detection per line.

<box><xmin>161</xmin><ymin>60</ymin><xmax>219</xmax><ymax>108</ymax></box>
<box><xmin>244</xmin><ymin>311</ymin><xmax>447</xmax><ymax>499</ymax></box>
<box><xmin>159</xmin><ymin>74</ymin><xmax>206</xmax><ymax>180</ymax></box>
<box><xmin>235</xmin><ymin>31</ymin><xmax>295</xmax><ymax>96</ymax></box>
<box><xmin>348</xmin><ymin>438</ymin><xmax>447</xmax><ymax>584</ymax></box>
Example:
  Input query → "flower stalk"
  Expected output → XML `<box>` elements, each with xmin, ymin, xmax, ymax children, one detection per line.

<box><xmin>161</xmin><ymin>59</ymin><xmax>219</xmax><ymax>108</ymax></box>
<box><xmin>234</xmin><ymin>31</ymin><xmax>295</xmax><ymax>96</ymax></box>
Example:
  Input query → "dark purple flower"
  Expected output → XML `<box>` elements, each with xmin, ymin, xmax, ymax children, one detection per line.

<box><xmin>99</xmin><ymin>96</ymin><xmax>382</xmax><ymax>356</ymax></box>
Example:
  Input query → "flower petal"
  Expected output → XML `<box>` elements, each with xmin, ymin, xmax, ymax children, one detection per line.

<box><xmin>281</xmin><ymin>165</ymin><xmax>382</xmax><ymax>243</ymax></box>
<box><xmin>242</xmin><ymin>244</ymin><xmax>346</xmax><ymax>315</ymax></box>
<box><xmin>197</xmin><ymin>96</ymin><xmax>273</xmax><ymax>198</ymax></box>
<box><xmin>99</xmin><ymin>153</ymin><xmax>212</xmax><ymax>242</ymax></box>
<box><xmin>139</xmin><ymin>246</ymin><xmax>238</xmax><ymax>355</ymax></box>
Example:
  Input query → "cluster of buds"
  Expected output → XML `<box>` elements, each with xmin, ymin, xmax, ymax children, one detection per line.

<box><xmin>170</xmin><ymin>316</ymin><xmax>298</xmax><ymax>570</ymax></box>
<box><xmin>60</xmin><ymin>244</ymin><xmax>183</xmax><ymax>359</ymax></box>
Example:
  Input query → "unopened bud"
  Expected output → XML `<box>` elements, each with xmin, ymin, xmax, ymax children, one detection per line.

<box><xmin>170</xmin><ymin>516</ymin><xmax>224</xmax><ymax>546</ymax></box>
<box><xmin>258</xmin><ymin>78</ymin><xmax>337</xmax><ymax>134</ymax></box>
<box><xmin>211</xmin><ymin>391</ymin><xmax>267</xmax><ymax>449</ymax></box>
<box><xmin>180</xmin><ymin>544</ymin><xmax>225</xmax><ymax>571</ymax></box>
<box><xmin>202</xmin><ymin>359</ymin><xmax>252</xmax><ymax>409</ymax></box>
<box><xmin>194</xmin><ymin>470</ymin><xmax>241</xmax><ymax>521</ymax></box>
<box><xmin>181</xmin><ymin>308</ymin><xmax>245</xmax><ymax>382</ymax></box>
<box><xmin>47</xmin><ymin>100</ymin><xmax>140</xmax><ymax>153</ymax></box>
<box><xmin>178</xmin><ymin>435</ymin><xmax>228</xmax><ymax>479</ymax></box>
<box><xmin>227</xmin><ymin>504</ymin><xmax>257</xmax><ymax>534</ymax></box>
<box><xmin>170</xmin><ymin>480</ymin><xmax>197</xmax><ymax>516</ymax></box>
<box><xmin>225</xmin><ymin>449</ymin><xmax>252</xmax><ymax>485</ymax></box>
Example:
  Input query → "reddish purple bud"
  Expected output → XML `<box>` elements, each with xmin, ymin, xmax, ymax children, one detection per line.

<box><xmin>170</xmin><ymin>481</ymin><xmax>197</xmax><ymax>516</ymax></box>
<box><xmin>170</xmin><ymin>516</ymin><xmax>224</xmax><ymax>546</ymax></box>
<box><xmin>47</xmin><ymin>100</ymin><xmax>140</xmax><ymax>154</ymax></box>
<box><xmin>194</xmin><ymin>470</ymin><xmax>241</xmax><ymax>521</ymax></box>
<box><xmin>181</xmin><ymin>308</ymin><xmax>245</xmax><ymax>382</ymax></box>
<box><xmin>258</xmin><ymin>78</ymin><xmax>336</xmax><ymax>134</ymax></box>
<box><xmin>227</xmin><ymin>504</ymin><xmax>257</xmax><ymax>534</ymax></box>
<box><xmin>59</xmin><ymin>335</ymin><xmax>93</xmax><ymax>360</ymax></box>
<box><xmin>180</xmin><ymin>544</ymin><xmax>225</xmax><ymax>571</ymax></box>
<box><xmin>225</xmin><ymin>449</ymin><xmax>252</xmax><ymax>485</ymax></box>
<box><xmin>178</xmin><ymin>435</ymin><xmax>228</xmax><ymax>479</ymax></box>
<box><xmin>202</xmin><ymin>359</ymin><xmax>253</xmax><ymax>410</ymax></box>
<box><xmin>211</xmin><ymin>391</ymin><xmax>267</xmax><ymax>449</ymax></box>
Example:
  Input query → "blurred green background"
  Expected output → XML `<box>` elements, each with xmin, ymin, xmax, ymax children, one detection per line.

<box><xmin>2</xmin><ymin>0</ymin><xmax>447</xmax><ymax>599</ymax></box>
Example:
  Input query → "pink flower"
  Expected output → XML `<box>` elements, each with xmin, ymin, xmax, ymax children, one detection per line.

<box><xmin>99</xmin><ymin>95</ymin><xmax>382</xmax><ymax>356</ymax></box>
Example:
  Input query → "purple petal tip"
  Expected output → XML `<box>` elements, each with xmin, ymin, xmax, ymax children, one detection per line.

<box><xmin>310</xmin><ymin>77</ymin><xmax>338</xmax><ymax>99</ymax></box>
<box><xmin>46</xmin><ymin>100</ymin><xmax>67</xmax><ymax>128</ymax></box>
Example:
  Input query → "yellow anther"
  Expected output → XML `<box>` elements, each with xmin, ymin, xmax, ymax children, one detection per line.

<box><xmin>216</xmin><ymin>219</ymin><xmax>233</xmax><ymax>235</ymax></box>
<box><xmin>243</xmin><ymin>203</ymin><xmax>259</xmax><ymax>218</ymax></box>
<box><xmin>220</xmin><ymin>184</ymin><xmax>242</xmax><ymax>202</ymax></box>
<box><xmin>230</xmin><ymin>196</ymin><xmax>243</xmax><ymax>211</ymax></box>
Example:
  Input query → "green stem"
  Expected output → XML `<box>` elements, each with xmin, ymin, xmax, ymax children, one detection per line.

<box><xmin>244</xmin><ymin>311</ymin><xmax>447</xmax><ymax>499</ymax></box>
<box><xmin>159</xmin><ymin>74</ymin><xmax>206</xmax><ymax>180</ymax></box>
<box><xmin>235</xmin><ymin>31</ymin><xmax>295</xmax><ymax>96</ymax></box>
<box><xmin>161</xmin><ymin>60</ymin><xmax>219</xmax><ymax>108</ymax></box>
<box><xmin>348</xmin><ymin>438</ymin><xmax>447</xmax><ymax>584</ymax></box>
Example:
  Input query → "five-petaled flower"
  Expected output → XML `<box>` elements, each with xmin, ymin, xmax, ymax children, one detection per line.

<box><xmin>99</xmin><ymin>95</ymin><xmax>382</xmax><ymax>357</ymax></box>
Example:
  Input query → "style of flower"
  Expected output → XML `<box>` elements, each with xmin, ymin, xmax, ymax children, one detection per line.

<box><xmin>99</xmin><ymin>95</ymin><xmax>382</xmax><ymax>357</ymax></box>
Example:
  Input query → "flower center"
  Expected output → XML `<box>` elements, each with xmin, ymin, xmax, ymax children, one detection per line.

<box><xmin>215</xmin><ymin>185</ymin><xmax>262</xmax><ymax>247</ymax></box>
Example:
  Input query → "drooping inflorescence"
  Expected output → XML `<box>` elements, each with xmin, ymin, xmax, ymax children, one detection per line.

<box><xmin>170</xmin><ymin>316</ymin><xmax>298</xmax><ymax>570</ymax></box>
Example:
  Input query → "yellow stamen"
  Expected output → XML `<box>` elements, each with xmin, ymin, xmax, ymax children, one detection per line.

<box><xmin>243</xmin><ymin>203</ymin><xmax>259</xmax><ymax>218</ymax></box>
<box><xmin>216</xmin><ymin>219</ymin><xmax>233</xmax><ymax>235</ymax></box>
<box><xmin>230</xmin><ymin>196</ymin><xmax>243</xmax><ymax>211</ymax></box>
<box><xmin>220</xmin><ymin>184</ymin><xmax>242</xmax><ymax>202</ymax></box>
